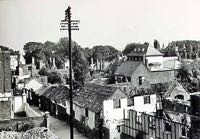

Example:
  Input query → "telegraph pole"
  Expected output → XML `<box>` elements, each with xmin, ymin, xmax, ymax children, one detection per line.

<box><xmin>60</xmin><ymin>6</ymin><xmax>79</xmax><ymax>139</ymax></box>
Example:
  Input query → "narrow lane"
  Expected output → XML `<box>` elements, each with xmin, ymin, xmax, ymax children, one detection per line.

<box><xmin>30</xmin><ymin>106</ymin><xmax>87</xmax><ymax>139</ymax></box>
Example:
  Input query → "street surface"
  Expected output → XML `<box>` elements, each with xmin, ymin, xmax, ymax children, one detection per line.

<box><xmin>31</xmin><ymin>106</ymin><xmax>87</xmax><ymax>139</ymax></box>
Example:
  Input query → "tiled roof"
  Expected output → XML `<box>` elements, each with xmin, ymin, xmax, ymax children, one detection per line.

<box><xmin>41</xmin><ymin>85</ymin><xmax>70</xmax><ymax>104</ymax></box>
<box><xmin>127</xmin><ymin>44</ymin><xmax>148</xmax><ymax>56</ymax></box>
<box><xmin>127</xmin><ymin>44</ymin><xmax>163</xmax><ymax>57</ymax></box>
<box><xmin>73</xmin><ymin>83</ymin><xmax>119</xmax><ymax>113</ymax></box>
<box><xmin>115</xmin><ymin>61</ymin><xmax>143</xmax><ymax>77</ymax></box>
<box><xmin>35</xmin><ymin>84</ymin><xmax>53</xmax><ymax>96</ymax></box>
<box><xmin>129</xmin><ymin>87</ymin><xmax>155</xmax><ymax>97</ymax></box>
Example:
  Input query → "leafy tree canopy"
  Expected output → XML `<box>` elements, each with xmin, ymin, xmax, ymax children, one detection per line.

<box><xmin>0</xmin><ymin>45</ymin><xmax>19</xmax><ymax>55</ymax></box>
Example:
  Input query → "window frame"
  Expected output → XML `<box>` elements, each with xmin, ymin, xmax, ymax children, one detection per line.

<box><xmin>127</xmin><ymin>98</ymin><xmax>134</xmax><ymax>107</ymax></box>
<box><xmin>113</xmin><ymin>99</ymin><xmax>121</xmax><ymax>108</ymax></box>
<box><xmin>144</xmin><ymin>95</ymin><xmax>151</xmax><ymax>104</ymax></box>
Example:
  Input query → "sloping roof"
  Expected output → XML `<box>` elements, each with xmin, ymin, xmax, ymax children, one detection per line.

<box><xmin>73</xmin><ymin>83</ymin><xmax>119</xmax><ymax>113</ymax></box>
<box><xmin>35</xmin><ymin>84</ymin><xmax>53</xmax><ymax>96</ymax></box>
<box><xmin>164</xmin><ymin>80</ymin><xmax>190</xmax><ymax>99</ymax></box>
<box><xmin>41</xmin><ymin>85</ymin><xmax>70</xmax><ymax>104</ymax></box>
<box><xmin>127</xmin><ymin>44</ymin><xmax>163</xmax><ymax>57</ymax></box>
<box><xmin>115</xmin><ymin>61</ymin><xmax>143</xmax><ymax>77</ymax></box>
<box><xmin>129</xmin><ymin>87</ymin><xmax>155</xmax><ymax>97</ymax></box>
<box><xmin>127</xmin><ymin>44</ymin><xmax>148</xmax><ymax>56</ymax></box>
<box><xmin>146</xmin><ymin>45</ymin><xmax>164</xmax><ymax>56</ymax></box>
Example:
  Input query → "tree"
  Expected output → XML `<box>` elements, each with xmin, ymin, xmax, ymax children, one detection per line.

<box><xmin>47</xmin><ymin>70</ymin><xmax>62</xmax><ymax>84</ymax></box>
<box><xmin>92</xmin><ymin>45</ymin><xmax>120</xmax><ymax>62</ymax></box>
<box><xmin>73</xmin><ymin>45</ymin><xmax>89</xmax><ymax>85</ymax></box>
<box><xmin>23</xmin><ymin>42</ymin><xmax>44</xmax><ymax>64</ymax></box>
<box><xmin>38</xmin><ymin>67</ymin><xmax>48</xmax><ymax>76</ymax></box>
<box><xmin>177</xmin><ymin>60</ymin><xmax>200</xmax><ymax>92</ymax></box>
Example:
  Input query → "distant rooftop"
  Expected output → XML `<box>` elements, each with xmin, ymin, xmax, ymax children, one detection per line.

<box><xmin>127</xmin><ymin>44</ymin><xmax>163</xmax><ymax>57</ymax></box>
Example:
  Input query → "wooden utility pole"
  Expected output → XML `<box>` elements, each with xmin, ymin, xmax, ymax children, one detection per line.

<box><xmin>60</xmin><ymin>6</ymin><xmax>79</xmax><ymax>139</ymax></box>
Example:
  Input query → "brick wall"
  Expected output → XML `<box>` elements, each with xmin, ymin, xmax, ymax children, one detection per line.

<box><xmin>0</xmin><ymin>100</ymin><xmax>11</xmax><ymax>120</ymax></box>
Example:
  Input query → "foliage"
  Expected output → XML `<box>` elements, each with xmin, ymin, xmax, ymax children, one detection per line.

<box><xmin>163</xmin><ymin>40</ymin><xmax>200</xmax><ymax>58</ymax></box>
<box><xmin>38</xmin><ymin>67</ymin><xmax>48</xmax><ymax>76</ymax></box>
<box><xmin>177</xmin><ymin>60</ymin><xmax>200</xmax><ymax>92</ymax></box>
<box><xmin>92</xmin><ymin>45</ymin><xmax>120</xmax><ymax>62</ymax></box>
<box><xmin>72</xmin><ymin>45</ymin><xmax>89</xmax><ymax>85</ymax></box>
<box><xmin>47</xmin><ymin>70</ymin><xmax>62</xmax><ymax>84</ymax></box>
<box><xmin>0</xmin><ymin>45</ymin><xmax>19</xmax><ymax>55</ymax></box>
<box><xmin>23</xmin><ymin>38</ymin><xmax>120</xmax><ymax>85</ymax></box>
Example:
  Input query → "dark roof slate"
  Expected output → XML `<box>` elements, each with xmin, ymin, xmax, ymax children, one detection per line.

<box><xmin>73</xmin><ymin>83</ymin><xmax>118</xmax><ymax>113</ymax></box>
<box><xmin>41</xmin><ymin>85</ymin><xmax>70</xmax><ymax>104</ymax></box>
<box><xmin>127</xmin><ymin>44</ymin><xmax>163</xmax><ymax>57</ymax></box>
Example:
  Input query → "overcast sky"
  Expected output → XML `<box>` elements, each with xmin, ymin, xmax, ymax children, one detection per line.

<box><xmin>0</xmin><ymin>0</ymin><xmax>200</xmax><ymax>52</ymax></box>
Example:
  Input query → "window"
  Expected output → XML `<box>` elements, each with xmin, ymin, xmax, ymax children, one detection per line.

<box><xmin>144</xmin><ymin>95</ymin><xmax>150</xmax><ymax>104</ymax></box>
<box><xmin>127</xmin><ymin>98</ymin><xmax>134</xmax><ymax>106</ymax></box>
<box><xmin>28</xmin><ymin>66</ymin><xmax>32</xmax><ymax>71</ymax></box>
<box><xmin>165</xmin><ymin>121</ymin><xmax>172</xmax><ymax>132</ymax></box>
<box><xmin>113</xmin><ymin>99</ymin><xmax>121</xmax><ymax>108</ymax></box>
<box><xmin>117</xmin><ymin>125</ymin><xmax>121</xmax><ymax>132</ymax></box>
<box><xmin>123</xmin><ymin>86</ymin><xmax>127</xmax><ymax>92</ymax></box>
<box><xmin>139</xmin><ymin>76</ymin><xmax>145</xmax><ymax>85</ymax></box>
<box><xmin>148</xmin><ymin>116</ymin><xmax>155</xmax><ymax>129</ymax></box>
<box><xmin>175</xmin><ymin>95</ymin><xmax>184</xmax><ymax>100</ymax></box>
<box><xmin>85</xmin><ymin>108</ymin><xmax>88</xmax><ymax>117</ymax></box>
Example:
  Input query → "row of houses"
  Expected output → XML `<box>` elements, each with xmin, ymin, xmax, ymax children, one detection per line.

<box><xmin>19</xmin><ymin>44</ymin><xmax>200</xmax><ymax>139</ymax></box>
<box><xmin>21</xmin><ymin>77</ymin><xmax>164</xmax><ymax>139</ymax></box>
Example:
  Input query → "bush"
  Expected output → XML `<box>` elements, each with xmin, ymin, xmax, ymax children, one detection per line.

<box><xmin>47</xmin><ymin>71</ymin><xmax>62</xmax><ymax>84</ymax></box>
<box><xmin>38</xmin><ymin>67</ymin><xmax>48</xmax><ymax>76</ymax></box>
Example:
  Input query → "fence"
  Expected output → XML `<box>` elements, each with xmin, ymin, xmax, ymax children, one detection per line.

<box><xmin>121</xmin><ymin>109</ymin><xmax>200</xmax><ymax>139</ymax></box>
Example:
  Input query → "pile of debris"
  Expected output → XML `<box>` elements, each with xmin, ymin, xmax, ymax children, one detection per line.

<box><xmin>0</xmin><ymin>127</ymin><xmax>59</xmax><ymax>139</ymax></box>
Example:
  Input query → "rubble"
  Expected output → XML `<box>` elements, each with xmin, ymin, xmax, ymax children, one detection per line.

<box><xmin>0</xmin><ymin>127</ymin><xmax>59</xmax><ymax>139</ymax></box>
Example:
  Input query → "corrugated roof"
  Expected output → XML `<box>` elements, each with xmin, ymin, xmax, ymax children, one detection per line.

<box><xmin>115</xmin><ymin>61</ymin><xmax>143</xmax><ymax>77</ymax></box>
<box><xmin>73</xmin><ymin>83</ymin><xmax>119</xmax><ymax>113</ymax></box>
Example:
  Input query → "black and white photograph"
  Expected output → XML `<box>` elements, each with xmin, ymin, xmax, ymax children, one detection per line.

<box><xmin>1</xmin><ymin>0</ymin><xmax>200</xmax><ymax>138</ymax></box>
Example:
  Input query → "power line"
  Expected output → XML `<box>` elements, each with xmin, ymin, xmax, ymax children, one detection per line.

<box><xmin>60</xmin><ymin>6</ymin><xmax>79</xmax><ymax>139</ymax></box>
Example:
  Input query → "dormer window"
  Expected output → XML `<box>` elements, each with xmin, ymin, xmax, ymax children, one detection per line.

<box><xmin>142</xmin><ymin>48</ymin><xmax>145</xmax><ymax>52</ymax></box>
